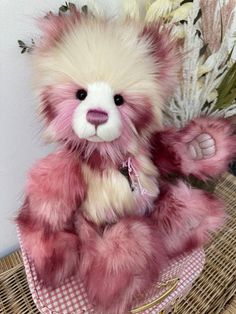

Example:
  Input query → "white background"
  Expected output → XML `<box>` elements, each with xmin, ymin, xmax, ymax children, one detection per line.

<box><xmin>0</xmin><ymin>0</ymin><xmax>235</xmax><ymax>258</ymax></box>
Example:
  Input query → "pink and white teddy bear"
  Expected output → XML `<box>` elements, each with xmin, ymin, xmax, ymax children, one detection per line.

<box><xmin>17</xmin><ymin>11</ymin><xmax>236</xmax><ymax>314</ymax></box>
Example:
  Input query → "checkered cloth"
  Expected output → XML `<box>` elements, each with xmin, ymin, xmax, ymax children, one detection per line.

<box><xmin>18</xmin><ymin>229</ymin><xmax>205</xmax><ymax>314</ymax></box>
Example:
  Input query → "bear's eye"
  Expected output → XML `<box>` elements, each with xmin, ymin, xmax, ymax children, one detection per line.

<box><xmin>114</xmin><ymin>94</ymin><xmax>124</xmax><ymax>106</ymax></box>
<box><xmin>76</xmin><ymin>89</ymin><xmax>87</xmax><ymax>101</ymax></box>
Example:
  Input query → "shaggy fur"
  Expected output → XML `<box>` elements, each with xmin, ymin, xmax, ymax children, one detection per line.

<box><xmin>34</xmin><ymin>14</ymin><xmax>180</xmax><ymax>131</ymax></box>
<box><xmin>24</xmin><ymin>151</ymin><xmax>85</xmax><ymax>230</ymax></box>
<box><xmin>16</xmin><ymin>11</ymin><xmax>236</xmax><ymax>314</ymax></box>
<box><xmin>152</xmin><ymin>117</ymin><xmax>236</xmax><ymax>179</ymax></box>
<box><xmin>152</xmin><ymin>181</ymin><xmax>225</xmax><ymax>258</ymax></box>
<box><xmin>17</xmin><ymin>199</ymin><xmax>80</xmax><ymax>287</ymax></box>
<box><xmin>76</xmin><ymin>215</ymin><xmax>167</xmax><ymax>314</ymax></box>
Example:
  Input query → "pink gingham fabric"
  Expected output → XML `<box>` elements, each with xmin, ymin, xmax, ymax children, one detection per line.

<box><xmin>18</xmin><ymin>229</ymin><xmax>205</xmax><ymax>314</ymax></box>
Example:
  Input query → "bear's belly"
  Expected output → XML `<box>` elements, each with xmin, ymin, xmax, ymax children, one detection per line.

<box><xmin>80</xmin><ymin>159</ymin><xmax>159</xmax><ymax>225</ymax></box>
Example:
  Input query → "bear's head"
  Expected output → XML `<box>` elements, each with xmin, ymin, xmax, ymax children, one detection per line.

<box><xmin>33</xmin><ymin>11</ymin><xmax>180</xmax><ymax>163</ymax></box>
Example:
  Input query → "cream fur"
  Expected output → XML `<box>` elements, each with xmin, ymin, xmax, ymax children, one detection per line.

<box><xmin>81</xmin><ymin>163</ymin><xmax>135</xmax><ymax>224</ymax></box>
<box><xmin>33</xmin><ymin>18</ymin><xmax>163</xmax><ymax>127</ymax></box>
<box><xmin>81</xmin><ymin>154</ymin><xmax>159</xmax><ymax>225</ymax></box>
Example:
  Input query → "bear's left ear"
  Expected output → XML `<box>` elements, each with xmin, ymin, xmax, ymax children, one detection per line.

<box><xmin>36</xmin><ymin>10</ymin><xmax>81</xmax><ymax>52</ymax></box>
<box><xmin>140</xmin><ymin>23</ymin><xmax>181</xmax><ymax>100</ymax></box>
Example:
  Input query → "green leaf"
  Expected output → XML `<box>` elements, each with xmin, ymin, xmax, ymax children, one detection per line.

<box><xmin>225</xmin><ymin>45</ymin><xmax>235</xmax><ymax>65</ymax></box>
<box><xmin>186</xmin><ymin>175</ymin><xmax>215</xmax><ymax>192</ymax></box>
<box><xmin>214</xmin><ymin>61</ymin><xmax>236</xmax><ymax>109</ymax></box>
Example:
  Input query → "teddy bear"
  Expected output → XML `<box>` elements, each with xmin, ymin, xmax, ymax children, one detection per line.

<box><xmin>17</xmin><ymin>11</ymin><xmax>236</xmax><ymax>314</ymax></box>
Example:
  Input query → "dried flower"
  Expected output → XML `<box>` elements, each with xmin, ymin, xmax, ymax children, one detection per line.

<box><xmin>197</xmin><ymin>53</ymin><xmax>217</xmax><ymax>77</ymax></box>
<box><xmin>164</xmin><ymin>0</ymin><xmax>236</xmax><ymax>126</ymax></box>
<box><xmin>145</xmin><ymin>0</ymin><xmax>174</xmax><ymax>22</ymax></box>
<box><xmin>207</xmin><ymin>89</ymin><xmax>218</xmax><ymax>103</ymax></box>
<box><xmin>171</xmin><ymin>24</ymin><xmax>186</xmax><ymax>38</ymax></box>
<box><xmin>200</xmin><ymin>0</ymin><xmax>235</xmax><ymax>53</ymax></box>
<box><xmin>169</xmin><ymin>3</ymin><xmax>193</xmax><ymax>23</ymax></box>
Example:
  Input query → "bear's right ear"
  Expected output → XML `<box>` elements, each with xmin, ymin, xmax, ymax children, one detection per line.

<box><xmin>36</xmin><ymin>10</ymin><xmax>81</xmax><ymax>52</ymax></box>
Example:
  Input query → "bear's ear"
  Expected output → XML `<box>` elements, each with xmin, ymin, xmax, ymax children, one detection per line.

<box><xmin>140</xmin><ymin>23</ymin><xmax>181</xmax><ymax>99</ymax></box>
<box><xmin>37</xmin><ymin>10</ymin><xmax>81</xmax><ymax>51</ymax></box>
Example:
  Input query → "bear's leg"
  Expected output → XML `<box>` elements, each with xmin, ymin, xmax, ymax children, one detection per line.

<box><xmin>76</xmin><ymin>215</ymin><xmax>167</xmax><ymax>314</ymax></box>
<box><xmin>17</xmin><ymin>200</ymin><xmax>80</xmax><ymax>288</ymax></box>
<box><xmin>21</xmin><ymin>223</ymin><xmax>79</xmax><ymax>288</ymax></box>
<box><xmin>20</xmin><ymin>226</ymin><xmax>80</xmax><ymax>287</ymax></box>
<box><xmin>151</xmin><ymin>180</ymin><xmax>225</xmax><ymax>259</ymax></box>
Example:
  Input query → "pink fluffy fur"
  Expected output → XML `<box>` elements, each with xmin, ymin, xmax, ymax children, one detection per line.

<box><xmin>76</xmin><ymin>215</ymin><xmax>167</xmax><ymax>314</ymax></box>
<box><xmin>25</xmin><ymin>151</ymin><xmax>85</xmax><ymax>230</ymax></box>
<box><xmin>152</xmin><ymin>181</ymin><xmax>225</xmax><ymax>258</ymax></box>
<box><xmin>17</xmin><ymin>117</ymin><xmax>234</xmax><ymax>312</ymax></box>
<box><xmin>153</xmin><ymin>117</ymin><xmax>236</xmax><ymax>179</ymax></box>
<box><xmin>141</xmin><ymin>23</ymin><xmax>181</xmax><ymax>99</ymax></box>
<box><xmin>37</xmin><ymin>11</ymin><xmax>81</xmax><ymax>52</ymax></box>
<box><xmin>20</xmin><ymin>222</ymin><xmax>80</xmax><ymax>287</ymax></box>
<box><xmin>16</xmin><ymin>151</ymin><xmax>85</xmax><ymax>286</ymax></box>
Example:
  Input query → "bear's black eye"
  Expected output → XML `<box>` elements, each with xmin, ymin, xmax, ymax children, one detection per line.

<box><xmin>114</xmin><ymin>94</ymin><xmax>124</xmax><ymax>106</ymax></box>
<box><xmin>76</xmin><ymin>89</ymin><xmax>87</xmax><ymax>101</ymax></box>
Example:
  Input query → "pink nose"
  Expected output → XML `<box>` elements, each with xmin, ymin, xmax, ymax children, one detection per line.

<box><xmin>86</xmin><ymin>109</ymin><xmax>108</xmax><ymax>127</ymax></box>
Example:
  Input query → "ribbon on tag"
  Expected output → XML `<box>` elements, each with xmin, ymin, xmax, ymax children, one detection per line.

<box><xmin>121</xmin><ymin>157</ymin><xmax>155</xmax><ymax>197</ymax></box>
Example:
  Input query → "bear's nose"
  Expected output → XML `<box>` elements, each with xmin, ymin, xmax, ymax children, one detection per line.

<box><xmin>86</xmin><ymin>109</ymin><xmax>108</xmax><ymax>127</ymax></box>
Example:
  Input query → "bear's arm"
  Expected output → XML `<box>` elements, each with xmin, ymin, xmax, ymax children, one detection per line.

<box><xmin>151</xmin><ymin>117</ymin><xmax>236</xmax><ymax>180</ymax></box>
<box><xmin>17</xmin><ymin>150</ymin><xmax>85</xmax><ymax>232</ymax></box>
<box><xmin>16</xmin><ymin>150</ymin><xmax>85</xmax><ymax>286</ymax></box>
